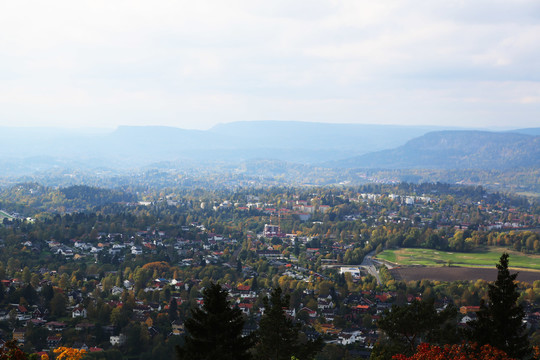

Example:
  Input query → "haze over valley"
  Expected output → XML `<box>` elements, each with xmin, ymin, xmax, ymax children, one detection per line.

<box><xmin>1</xmin><ymin>1</ymin><xmax>540</xmax><ymax>359</ymax></box>
<box><xmin>1</xmin><ymin>122</ymin><xmax>538</xmax><ymax>195</ymax></box>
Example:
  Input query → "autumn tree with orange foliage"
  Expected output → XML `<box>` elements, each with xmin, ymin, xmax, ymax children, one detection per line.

<box><xmin>141</xmin><ymin>261</ymin><xmax>171</xmax><ymax>274</ymax></box>
<box><xmin>392</xmin><ymin>343</ymin><xmax>518</xmax><ymax>360</ymax></box>
<box><xmin>53</xmin><ymin>347</ymin><xmax>86</xmax><ymax>360</ymax></box>
<box><xmin>0</xmin><ymin>340</ymin><xmax>28</xmax><ymax>360</ymax></box>
<box><xmin>0</xmin><ymin>346</ymin><xmax>89</xmax><ymax>360</ymax></box>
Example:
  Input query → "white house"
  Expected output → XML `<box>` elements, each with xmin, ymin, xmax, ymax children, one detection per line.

<box><xmin>110</xmin><ymin>334</ymin><xmax>126</xmax><ymax>346</ymax></box>
<box><xmin>72</xmin><ymin>305</ymin><xmax>87</xmax><ymax>318</ymax></box>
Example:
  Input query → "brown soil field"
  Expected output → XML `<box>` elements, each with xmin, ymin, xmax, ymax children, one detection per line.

<box><xmin>390</xmin><ymin>266</ymin><xmax>540</xmax><ymax>284</ymax></box>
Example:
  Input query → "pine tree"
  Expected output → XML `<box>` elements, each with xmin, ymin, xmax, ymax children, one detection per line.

<box><xmin>255</xmin><ymin>287</ymin><xmax>322</xmax><ymax>360</ymax></box>
<box><xmin>467</xmin><ymin>253</ymin><xmax>530</xmax><ymax>358</ymax></box>
<box><xmin>237</xmin><ymin>258</ymin><xmax>243</xmax><ymax>273</ymax></box>
<box><xmin>176</xmin><ymin>282</ymin><xmax>254</xmax><ymax>360</ymax></box>
<box><xmin>376</xmin><ymin>299</ymin><xmax>459</xmax><ymax>356</ymax></box>
<box><xmin>169</xmin><ymin>298</ymin><xmax>178</xmax><ymax>321</ymax></box>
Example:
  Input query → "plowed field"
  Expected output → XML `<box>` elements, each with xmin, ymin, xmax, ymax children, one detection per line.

<box><xmin>390</xmin><ymin>266</ymin><xmax>540</xmax><ymax>284</ymax></box>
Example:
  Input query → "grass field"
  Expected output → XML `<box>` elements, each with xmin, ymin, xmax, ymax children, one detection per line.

<box><xmin>515</xmin><ymin>191</ymin><xmax>540</xmax><ymax>198</ymax></box>
<box><xmin>375</xmin><ymin>247</ymin><xmax>540</xmax><ymax>271</ymax></box>
<box><xmin>0</xmin><ymin>210</ymin><xmax>14</xmax><ymax>220</ymax></box>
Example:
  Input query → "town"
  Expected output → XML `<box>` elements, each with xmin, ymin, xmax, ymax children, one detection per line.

<box><xmin>0</xmin><ymin>182</ymin><xmax>539</xmax><ymax>359</ymax></box>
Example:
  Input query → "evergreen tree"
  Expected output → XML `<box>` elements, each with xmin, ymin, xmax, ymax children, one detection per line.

<box><xmin>237</xmin><ymin>258</ymin><xmax>243</xmax><ymax>273</ymax></box>
<box><xmin>176</xmin><ymin>282</ymin><xmax>254</xmax><ymax>360</ymax></box>
<box><xmin>255</xmin><ymin>287</ymin><xmax>322</xmax><ymax>360</ymax></box>
<box><xmin>41</xmin><ymin>284</ymin><xmax>54</xmax><ymax>305</ymax></box>
<box><xmin>376</xmin><ymin>299</ymin><xmax>459</xmax><ymax>356</ymax></box>
<box><xmin>467</xmin><ymin>253</ymin><xmax>530</xmax><ymax>359</ymax></box>
<box><xmin>169</xmin><ymin>298</ymin><xmax>178</xmax><ymax>321</ymax></box>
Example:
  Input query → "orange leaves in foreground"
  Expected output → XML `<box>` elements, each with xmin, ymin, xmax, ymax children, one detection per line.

<box><xmin>0</xmin><ymin>340</ymin><xmax>28</xmax><ymax>360</ymax></box>
<box><xmin>52</xmin><ymin>347</ymin><xmax>87</xmax><ymax>360</ymax></box>
<box><xmin>392</xmin><ymin>343</ymin><xmax>517</xmax><ymax>360</ymax></box>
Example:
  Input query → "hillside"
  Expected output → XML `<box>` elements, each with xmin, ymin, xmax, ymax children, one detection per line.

<box><xmin>0</xmin><ymin>124</ymin><xmax>538</xmax><ymax>183</ymax></box>
<box><xmin>330</xmin><ymin>130</ymin><xmax>540</xmax><ymax>170</ymax></box>
<box><xmin>0</xmin><ymin>122</ymin><xmax>450</xmax><ymax>171</ymax></box>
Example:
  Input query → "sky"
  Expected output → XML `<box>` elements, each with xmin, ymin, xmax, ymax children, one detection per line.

<box><xmin>0</xmin><ymin>0</ymin><xmax>539</xmax><ymax>130</ymax></box>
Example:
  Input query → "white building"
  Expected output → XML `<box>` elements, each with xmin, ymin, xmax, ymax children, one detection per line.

<box><xmin>339</xmin><ymin>267</ymin><xmax>361</xmax><ymax>276</ymax></box>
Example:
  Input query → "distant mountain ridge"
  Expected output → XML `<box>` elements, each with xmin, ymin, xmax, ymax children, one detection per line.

<box><xmin>506</xmin><ymin>128</ymin><xmax>540</xmax><ymax>136</ymax></box>
<box><xmin>0</xmin><ymin>121</ymin><xmax>455</xmax><ymax>166</ymax></box>
<box><xmin>0</xmin><ymin>122</ymin><xmax>538</xmax><ymax>176</ymax></box>
<box><xmin>329</xmin><ymin>130</ymin><xmax>540</xmax><ymax>170</ymax></box>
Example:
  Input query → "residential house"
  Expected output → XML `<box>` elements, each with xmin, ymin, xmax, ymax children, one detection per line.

<box><xmin>46</xmin><ymin>321</ymin><xmax>67</xmax><ymax>332</ymax></box>
<box><xmin>317</xmin><ymin>299</ymin><xmax>334</xmax><ymax>310</ymax></box>
<box><xmin>338</xmin><ymin>331</ymin><xmax>365</xmax><ymax>345</ymax></box>
<box><xmin>72</xmin><ymin>305</ymin><xmax>87</xmax><ymax>319</ymax></box>
<box><xmin>47</xmin><ymin>335</ymin><xmax>62</xmax><ymax>348</ymax></box>
<box><xmin>460</xmin><ymin>306</ymin><xmax>480</xmax><ymax>315</ymax></box>
<box><xmin>75</xmin><ymin>323</ymin><xmax>95</xmax><ymax>332</ymax></box>
<box><xmin>110</xmin><ymin>334</ymin><xmax>126</xmax><ymax>346</ymax></box>
<box><xmin>171</xmin><ymin>320</ymin><xmax>184</xmax><ymax>336</ymax></box>
<box><xmin>238</xmin><ymin>303</ymin><xmax>253</xmax><ymax>315</ymax></box>
<box><xmin>12</xmin><ymin>328</ymin><xmax>25</xmax><ymax>343</ymax></box>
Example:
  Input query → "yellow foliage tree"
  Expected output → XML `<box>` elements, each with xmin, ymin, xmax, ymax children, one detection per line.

<box><xmin>52</xmin><ymin>347</ymin><xmax>87</xmax><ymax>360</ymax></box>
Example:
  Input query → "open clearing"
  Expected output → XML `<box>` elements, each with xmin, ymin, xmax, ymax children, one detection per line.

<box><xmin>389</xmin><ymin>266</ymin><xmax>540</xmax><ymax>284</ymax></box>
<box><xmin>375</xmin><ymin>247</ymin><xmax>540</xmax><ymax>271</ymax></box>
<box><xmin>376</xmin><ymin>247</ymin><xmax>540</xmax><ymax>283</ymax></box>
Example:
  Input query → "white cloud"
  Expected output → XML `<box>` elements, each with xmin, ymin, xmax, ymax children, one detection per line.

<box><xmin>0</xmin><ymin>0</ymin><xmax>538</xmax><ymax>129</ymax></box>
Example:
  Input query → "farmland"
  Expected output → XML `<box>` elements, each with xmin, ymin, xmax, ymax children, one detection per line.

<box><xmin>389</xmin><ymin>266</ymin><xmax>540</xmax><ymax>284</ymax></box>
<box><xmin>375</xmin><ymin>247</ymin><xmax>540</xmax><ymax>271</ymax></box>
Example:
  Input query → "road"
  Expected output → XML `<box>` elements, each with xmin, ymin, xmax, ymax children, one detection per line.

<box><xmin>361</xmin><ymin>251</ymin><xmax>382</xmax><ymax>285</ymax></box>
<box><xmin>227</xmin><ymin>245</ymin><xmax>243</xmax><ymax>268</ymax></box>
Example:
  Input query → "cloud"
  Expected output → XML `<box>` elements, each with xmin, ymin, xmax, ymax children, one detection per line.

<box><xmin>0</xmin><ymin>0</ymin><xmax>538</xmax><ymax>129</ymax></box>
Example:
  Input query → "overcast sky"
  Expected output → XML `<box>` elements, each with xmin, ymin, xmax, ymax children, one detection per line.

<box><xmin>1</xmin><ymin>0</ymin><xmax>539</xmax><ymax>130</ymax></box>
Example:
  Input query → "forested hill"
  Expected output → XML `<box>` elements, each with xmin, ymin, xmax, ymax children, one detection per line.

<box><xmin>0</xmin><ymin>123</ymin><xmax>538</xmax><ymax>173</ymax></box>
<box><xmin>0</xmin><ymin>183</ymin><xmax>136</xmax><ymax>214</ymax></box>
<box><xmin>0</xmin><ymin>122</ymin><xmax>451</xmax><ymax>167</ymax></box>
<box><xmin>330</xmin><ymin>130</ymin><xmax>540</xmax><ymax>170</ymax></box>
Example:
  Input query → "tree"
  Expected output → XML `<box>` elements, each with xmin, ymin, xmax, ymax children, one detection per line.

<box><xmin>236</xmin><ymin>258</ymin><xmax>243</xmax><ymax>273</ymax></box>
<box><xmin>0</xmin><ymin>340</ymin><xmax>28</xmax><ymax>360</ymax></box>
<box><xmin>22</xmin><ymin>267</ymin><xmax>31</xmax><ymax>284</ymax></box>
<box><xmin>255</xmin><ymin>287</ymin><xmax>322</xmax><ymax>360</ymax></box>
<box><xmin>41</xmin><ymin>284</ymin><xmax>54</xmax><ymax>305</ymax></box>
<box><xmin>376</xmin><ymin>299</ymin><xmax>459</xmax><ymax>356</ymax></box>
<box><xmin>169</xmin><ymin>298</ymin><xmax>178</xmax><ymax>321</ymax></box>
<box><xmin>176</xmin><ymin>282</ymin><xmax>254</xmax><ymax>360</ymax></box>
<box><xmin>49</xmin><ymin>293</ymin><xmax>67</xmax><ymax>318</ymax></box>
<box><xmin>25</xmin><ymin>322</ymin><xmax>48</xmax><ymax>351</ymax></box>
<box><xmin>125</xmin><ymin>322</ymin><xmax>150</xmax><ymax>355</ymax></box>
<box><xmin>59</xmin><ymin>273</ymin><xmax>69</xmax><ymax>290</ymax></box>
<box><xmin>52</xmin><ymin>347</ymin><xmax>87</xmax><ymax>360</ymax></box>
<box><xmin>392</xmin><ymin>342</ymin><xmax>518</xmax><ymax>360</ymax></box>
<box><xmin>467</xmin><ymin>253</ymin><xmax>531</xmax><ymax>359</ymax></box>
<box><xmin>110</xmin><ymin>306</ymin><xmax>129</xmax><ymax>328</ymax></box>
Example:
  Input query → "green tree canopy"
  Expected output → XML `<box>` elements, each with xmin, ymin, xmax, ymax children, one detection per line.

<box><xmin>176</xmin><ymin>282</ymin><xmax>254</xmax><ymax>360</ymax></box>
<box><xmin>467</xmin><ymin>252</ymin><xmax>531</xmax><ymax>359</ymax></box>
<box><xmin>255</xmin><ymin>287</ymin><xmax>322</xmax><ymax>360</ymax></box>
<box><xmin>376</xmin><ymin>299</ymin><xmax>459</xmax><ymax>356</ymax></box>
